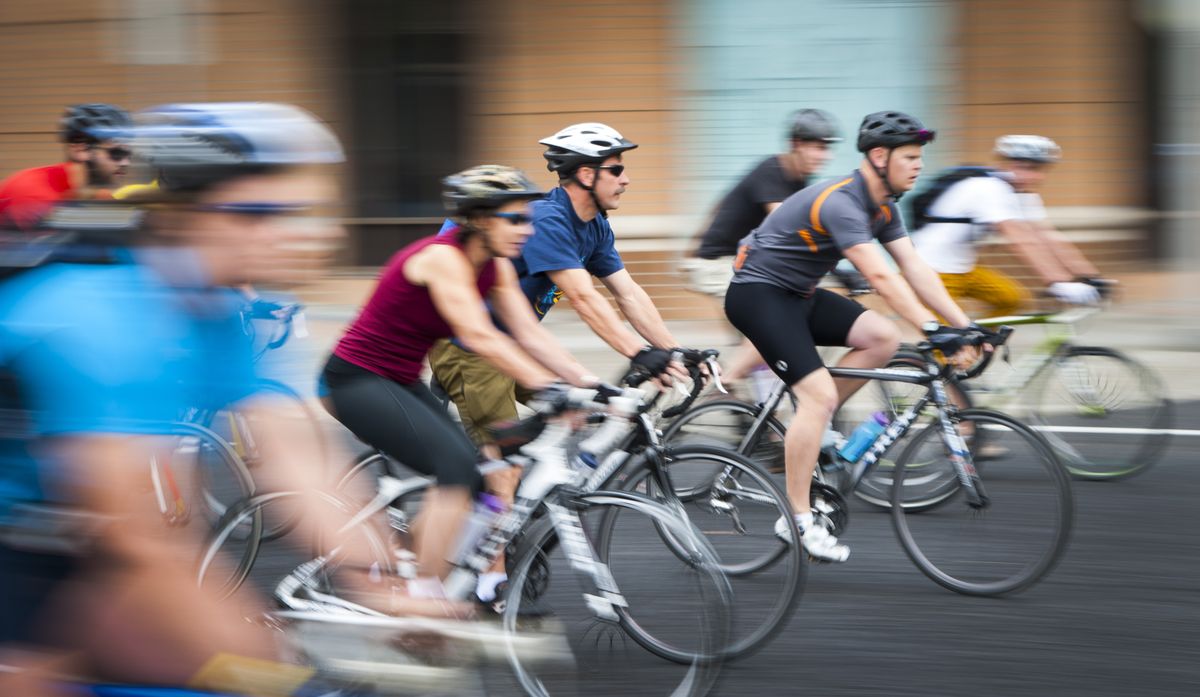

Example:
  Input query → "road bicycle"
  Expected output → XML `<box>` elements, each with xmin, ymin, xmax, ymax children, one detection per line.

<box><xmin>877</xmin><ymin>306</ymin><xmax>1172</xmax><ymax>480</ymax></box>
<box><xmin>664</xmin><ymin>328</ymin><xmax>1075</xmax><ymax>596</ymax></box>
<box><xmin>198</xmin><ymin>383</ymin><xmax>733</xmax><ymax>697</ymax></box>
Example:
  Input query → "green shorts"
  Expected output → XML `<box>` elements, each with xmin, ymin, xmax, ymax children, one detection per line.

<box><xmin>428</xmin><ymin>339</ymin><xmax>536</xmax><ymax>446</ymax></box>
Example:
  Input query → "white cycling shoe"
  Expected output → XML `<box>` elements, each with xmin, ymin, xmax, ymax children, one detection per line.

<box><xmin>775</xmin><ymin>515</ymin><xmax>850</xmax><ymax>563</ymax></box>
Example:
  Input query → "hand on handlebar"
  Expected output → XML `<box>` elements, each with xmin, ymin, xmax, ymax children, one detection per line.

<box><xmin>1047</xmin><ymin>281</ymin><xmax>1101</xmax><ymax>306</ymax></box>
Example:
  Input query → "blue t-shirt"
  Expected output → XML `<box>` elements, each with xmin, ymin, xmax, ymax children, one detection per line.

<box><xmin>0</xmin><ymin>253</ymin><xmax>258</xmax><ymax>516</ymax></box>
<box><xmin>515</xmin><ymin>187</ymin><xmax>624</xmax><ymax>318</ymax></box>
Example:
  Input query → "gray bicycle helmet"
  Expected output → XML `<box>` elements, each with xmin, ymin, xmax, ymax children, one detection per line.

<box><xmin>995</xmin><ymin>135</ymin><xmax>1061</xmax><ymax>163</ymax></box>
<box><xmin>442</xmin><ymin>165</ymin><xmax>545</xmax><ymax>216</ymax></box>
<box><xmin>539</xmin><ymin>122</ymin><xmax>638</xmax><ymax>176</ymax></box>
<box><xmin>60</xmin><ymin>103</ymin><xmax>132</xmax><ymax>144</ymax></box>
<box><xmin>856</xmin><ymin>111</ymin><xmax>936</xmax><ymax>153</ymax></box>
<box><xmin>789</xmin><ymin>109</ymin><xmax>842</xmax><ymax>143</ymax></box>
<box><xmin>132</xmin><ymin>102</ymin><xmax>344</xmax><ymax>192</ymax></box>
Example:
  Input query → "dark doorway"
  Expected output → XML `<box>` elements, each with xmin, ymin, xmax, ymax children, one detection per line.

<box><xmin>341</xmin><ymin>0</ymin><xmax>475</xmax><ymax>264</ymax></box>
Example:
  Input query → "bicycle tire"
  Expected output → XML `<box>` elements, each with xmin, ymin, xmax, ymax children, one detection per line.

<box><xmin>890</xmin><ymin>408</ymin><xmax>1073</xmax><ymax>596</ymax></box>
<box><xmin>161</xmin><ymin>420</ymin><xmax>263</xmax><ymax>544</ymax></box>
<box><xmin>1028</xmin><ymin>345</ymin><xmax>1172</xmax><ymax>481</ymax></box>
<box><xmin>661</xmin><ymin>399</ymin><xmax>789</xmax><ymax>493</ymax></box>
<box><xmin>503</xmin><ymin>492</ymin><xmax>730</xmax><ymax>696</ymax></box>
<box><xmin>197</xmin><ymin>489</ymin><xmax>392</xmax><ymax>601</ymax></box>
<box><xmin>596</xmin><ymin>444</ymin><xmax>802</xmax><ymax>659</ymax></box>
<box><xmin>191</xmin><ymin>378</ymin><xmax>329</xmax><ymax>541</ymax></box>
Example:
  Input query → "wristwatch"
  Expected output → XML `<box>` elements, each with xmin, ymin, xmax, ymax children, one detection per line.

<box><xmin>920</xmin><ymin>320</ymin><xmax>941</xmax><ymax>335</ymax></box>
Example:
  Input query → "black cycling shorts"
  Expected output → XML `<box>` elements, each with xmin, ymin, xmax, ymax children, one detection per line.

<box><xmin>724</xmin><ymin>283</ymin><xmax>866</xmax><ymax>385</ymax></box>
<box><xmin>321</xmin><ymin>354</ymin><xmax>482</xmax><ymax>490</ymax></box>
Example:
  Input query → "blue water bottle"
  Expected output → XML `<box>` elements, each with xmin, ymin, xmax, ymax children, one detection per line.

<box><xmin>837</xmin><ymin>412</ymin><xmax>889</xmax><ymax>463</ymax></box>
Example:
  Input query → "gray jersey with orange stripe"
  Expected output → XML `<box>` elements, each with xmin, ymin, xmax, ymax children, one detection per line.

<box><xmin>731</xmin><ymin>169</ymin><xmax>906</xmax><ymax>297</ymax></box>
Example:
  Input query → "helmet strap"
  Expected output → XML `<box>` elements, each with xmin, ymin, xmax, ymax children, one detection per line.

<box><xmin>871</xmin><ymin>148</ymin><xmax>903</xmax><ymax>201</ymax></box>
<box><xmin>571</xmin><ymin>166</ymin><xmax>606</xmax><ymax>218</ymax></box>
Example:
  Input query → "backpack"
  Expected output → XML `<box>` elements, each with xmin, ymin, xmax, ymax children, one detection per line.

<box><xmin>905</xmin><ymin>166</ymin><xmax>997</xmax><ymax>232</ymax></box>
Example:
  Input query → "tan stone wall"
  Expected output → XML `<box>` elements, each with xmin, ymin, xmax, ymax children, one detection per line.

<box><xmin>470</xmin><ymin>0</ymin><xmax>677</xmax><ymax>214</ymax></box>
<box><xmin>0</xmin><ymin>0</ymin><xmax>345</xmax><ymax>175</ymax></box>
<box><xmin>948</xmin><ymin>0</ymin><xmax>1147</xmax><ymax>208</ymax></box>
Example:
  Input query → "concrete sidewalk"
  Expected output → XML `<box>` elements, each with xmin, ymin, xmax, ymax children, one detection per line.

<box><xmin>281</xmin><ymin>267</ymin><xmax>1200</xmax><ymax>401</ymax></box>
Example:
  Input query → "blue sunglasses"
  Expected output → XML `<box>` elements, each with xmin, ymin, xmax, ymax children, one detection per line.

<box><xmin>493</xmin><ymin>212</ymin><xmax>533</xmax><ymax>225</ymax></box>
<box><xmin>193</xmin><ymin>202</ymin><xmax>315</xmax><ymax>217</ymax></box>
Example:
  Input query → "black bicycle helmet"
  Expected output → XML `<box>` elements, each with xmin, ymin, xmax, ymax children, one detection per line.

<box><xmin>539</xmin><ymin>123</ymin><xmax>639</xmax><ymax>177</ymax></box>
<box><xmin>442</xmin><ymin>165</ymin><xmax>545</xmax><ymax>216</ymax></box>
<box><xmin>60</xmin><ymin>103</ymin><xmax>132</xmax><ymax>144</ymax></box>
<box><xmin>856</xmin><ymin>111</ymin><xmax>936</xmax><ymax>153</ymax></box>
<box><xmin>132</xmin><ymin>102</ymin><xmax>344</xmax><ymax>192</ymax></box>
<box><xmin>789</xmin><ymin>109</ymin><xmax>842</xmax><ymax>143</ymax></box>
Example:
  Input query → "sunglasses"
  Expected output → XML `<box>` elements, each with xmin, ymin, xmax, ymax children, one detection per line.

<box><xmin>100</xmin><ymin>146</ymin><xmax>133</xmax><ymax>162</ymax></box>
<box><xmin>911</xmin><ymin>129</ymin><xmax>936</xmax><ymax>144</ymax></box>
<box><xmin>493</xmin><ymin>211</ymin><xmax>533</xmax><ymax>225</ymax></box>
<box><xmin>593</xmin><ymin>164</ymin><xmax>625</xmax><ymax>177</ymax></box>
<box><xmin>193</xmin><ymin>202</ymin><xmax>316</xmax><ymax>218</ymax></box>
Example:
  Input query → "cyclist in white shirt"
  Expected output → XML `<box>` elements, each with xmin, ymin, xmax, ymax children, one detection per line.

<box><xmin>911</xmin><ymin>135</ymin><xmax>1103</xmax><ymax>316</ymax></box>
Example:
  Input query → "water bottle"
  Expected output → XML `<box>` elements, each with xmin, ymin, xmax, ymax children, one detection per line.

<box><xmin>451</xmin><ymin>493</ymin><xmax>506</xmax><ymax>563</ymax></box>
<box><xmin>837</xmin><ymin>412</ymin><xmax>889</xmax><ymax>463</ymax></box>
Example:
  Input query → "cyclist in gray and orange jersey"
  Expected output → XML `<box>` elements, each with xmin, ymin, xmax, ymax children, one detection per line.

<box><xmin>725</xmin><ymin>111</ymin><xmax>980</xmax><ymax>562</ymax></box>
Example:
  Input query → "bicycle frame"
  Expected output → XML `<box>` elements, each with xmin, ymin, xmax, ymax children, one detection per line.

<box><xmin>681</xmin><ymin>361</ymin><xmax>992</xmax><ymax>509</ymax></box>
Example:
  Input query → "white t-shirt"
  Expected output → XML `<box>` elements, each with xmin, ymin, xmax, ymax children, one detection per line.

<box><xmin>912</xmin><ymin>174</ymin><xmax>1045</xmax><ymax>273</ymax></box>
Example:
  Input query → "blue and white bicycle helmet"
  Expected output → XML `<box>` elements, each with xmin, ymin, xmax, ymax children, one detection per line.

<box><xmin>132</xmin><ymin>102</ymin><xmax>344</xmax><ymax>192</ymax></box>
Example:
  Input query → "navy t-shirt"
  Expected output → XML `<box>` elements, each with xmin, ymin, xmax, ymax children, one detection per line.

<box><xmin>513</xmin><ymin>186</ymin><xmax>624</xmax><ymax>319</ymax></box>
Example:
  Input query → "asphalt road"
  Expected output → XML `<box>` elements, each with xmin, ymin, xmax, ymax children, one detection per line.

<box><xmin>241</xmin><ymin>401</ymin><xmax>1200</xmax><ymax>697</ymax></box>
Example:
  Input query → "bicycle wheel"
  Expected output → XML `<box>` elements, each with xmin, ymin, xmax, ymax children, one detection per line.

<box><xmin>503</xmin><ymin>492</ymin><xmax>730</xmax><ymax>697</ymax></box>
<box><xmin>661</xmin><ymin>399</ymin><xmax>789</xmax><ymax>490</ymax></box>
<box><xmin>838</xmin><ymin>351</ymin><xmax>973</xmax><ymax>510</ymax></box>
<box><xmin>160</xmin><ymin>421</ymin><xmax>262</xmax><ymax>540</ymax></box>
<box><xmin>192</xmin><ymin>379</ymin><xmax>330</xmax><ymax>540</ymax></box>
<box><xmin>598</xmin><ymin>444</ymin><xmax>802</xmax><ymax>659</ymax></box>
<box><xmin>197</xmin><ymin>489</ymin><xmax>393</xmax><ymax>603</ymax></box>
<box><xmin>1027</xmin><ymin>345</ymin><xmax>1172</xmax><ymax>480</ymax></box>
<box><xmin>891</xmin><ymin>408</ymin><xmax>1073</xmax><ymax>596</ymax></box>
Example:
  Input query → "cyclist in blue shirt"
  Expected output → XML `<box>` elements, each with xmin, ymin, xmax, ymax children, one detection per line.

<box><xmin>429</xmin><ymin>122</ymin><xmax>688</xmax><ymax>607</ymax></box>
<box><xmin>0</xmin><ymin>102</ymin><xmax>357</xmax><ymax>696</ymax></box>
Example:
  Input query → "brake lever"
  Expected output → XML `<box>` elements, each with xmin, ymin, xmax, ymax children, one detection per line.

<box><xmin>706</xmin><ymin>356</ymin><xmax>727</xmax><ymax>394</ymax></box>
<box><xmin>670</xmin><ymin>350</ymin><xmax>689</xmax><ymax>397</ymax></box>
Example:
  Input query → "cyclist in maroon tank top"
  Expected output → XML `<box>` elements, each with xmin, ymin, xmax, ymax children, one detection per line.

<box><xmin>321</xmin><ymin>165</ymin><xmax>597</xmax><ymax>610</ymax></box>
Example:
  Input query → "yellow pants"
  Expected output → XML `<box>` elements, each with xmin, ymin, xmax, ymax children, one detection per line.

<box><xmin>938</xmin><ymin>266</ymin><xmax>1031</xmax><ymax>318</ymax></box>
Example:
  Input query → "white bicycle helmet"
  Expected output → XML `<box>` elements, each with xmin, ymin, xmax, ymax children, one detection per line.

<box><xmin>539</xmin><ymin>122</ymin><xmax>638</xmax><ymax>175</ymax></box>
<box><xmin>995</xmin><ymin>135</ymin><xmax>1061</xmax><ymax>163</ymax></box>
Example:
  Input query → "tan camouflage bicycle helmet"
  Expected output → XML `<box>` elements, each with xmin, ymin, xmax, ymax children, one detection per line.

<box><xmin>442</xmin><ymin>165</ymin><xmax>545</xmax><ymax>216</ymax></box>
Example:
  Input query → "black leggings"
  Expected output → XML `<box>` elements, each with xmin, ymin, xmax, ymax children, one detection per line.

<box><xmin>725</xmin><ymin>283</ymin><xmax>866</xmax><ymax>385</ymax></box>
<box><xmin>321</xmin><ymin>355</ymin><xmax>481</xmax><ymax>490</ymax></box>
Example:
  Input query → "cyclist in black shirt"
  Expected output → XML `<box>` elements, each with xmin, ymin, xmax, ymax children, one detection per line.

<box><xmin>683</xmin><ymin>109</ymin><xmax>841</xmax><ymax>385</ymax></box>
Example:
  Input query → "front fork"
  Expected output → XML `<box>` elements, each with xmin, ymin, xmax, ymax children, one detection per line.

<box><xmin>545</xmin><ymin>502</ymin><xmax>628</xmax><ymax>622</ymax></box>
<box><xmin>932</xmin><ymin>380</ymin><xmax>989</xmax><ymax>509</ymax></box>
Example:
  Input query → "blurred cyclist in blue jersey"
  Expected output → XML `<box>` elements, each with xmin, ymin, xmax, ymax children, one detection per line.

<box><xmin>0</xmin><ymin>102</ymin><xmax>355</xmax><ymax>695</ymax></box>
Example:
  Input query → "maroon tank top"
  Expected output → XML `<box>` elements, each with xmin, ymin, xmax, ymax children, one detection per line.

<box><xmin>333</xmin><ymin>233</ymin><xmax>497</xmax><ymax>383</ymax></box>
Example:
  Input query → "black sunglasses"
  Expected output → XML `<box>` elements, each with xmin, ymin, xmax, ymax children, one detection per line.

<box><xmin>593</xmin><ymin>164</ymin><xmax>625</xmax><ymax>177</ymax></box>
<box><xmin>493</xmin><ymin>211</ymin><xmax>533</xmax><ymax>225</ymax></box>
<box><xmin>100</xmin><ymin>146</ymin><xmax>133</xmax><ymax>162</ymax></box>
